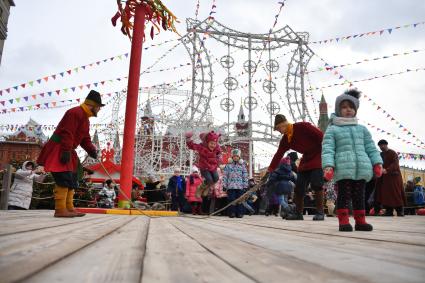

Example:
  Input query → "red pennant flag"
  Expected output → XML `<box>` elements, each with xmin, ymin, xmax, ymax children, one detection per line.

<box><xmin>52</xmin><ymin>102</ymin><xmax>57</xmax><ymax>107</ymax></box>
<box><xmin>43</xmin><ymin>77</ymin><xmax>49</xmax><ymax>82</ymax></box>
<box><xmin>56</xmin><ymin>90</ymin><xmax>61</xmax><ymax>95</ymax></box>
<box><xmin>79</xmin><ymin>85</ymin><xmax>84</xmax><ymax>90</ymax></box>
<box><xmin>32</xmin><ymin>95</ymin><xmax>37</xmax><ymax>99</ymax></box>
<box><xmin>67</xmin><ymin>70</ymin><xmax>72</xmax><ymax>75</ymax></box>
<box><xmin>21</xmin><ymin>83</ymin><xmax>26</xmax><ymax>88</ymax></box>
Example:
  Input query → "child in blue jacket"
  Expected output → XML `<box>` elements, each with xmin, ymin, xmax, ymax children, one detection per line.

<box><xmin>266</xmin><ymin>157</ymin><xmax>296</xmax><ymax>219</ymax></box>
<box><xmin>413</xmin><ymin>177</ymin><xmax>425</xmax><ymax>206</ymax></box>
<box><xmin>322</xmin><ymin>89</ymin><xmax>383</xmax><ymax>232</ymax></box>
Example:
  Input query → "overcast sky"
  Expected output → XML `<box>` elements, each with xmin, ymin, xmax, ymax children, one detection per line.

<box><xmin>1</xmin><ymin>0</ymin><xmax>424</xmax><ymax>168</ymax></box>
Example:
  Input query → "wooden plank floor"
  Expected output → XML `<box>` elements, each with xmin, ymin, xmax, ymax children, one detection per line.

<box><xmin>0</xmin><ymin>211</ymin><xmax>424</xmax><ymax>283</ymax></box>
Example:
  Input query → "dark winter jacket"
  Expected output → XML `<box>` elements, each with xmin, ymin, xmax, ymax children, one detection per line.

<box><xmin>167</xmin><ymin>175</ymin><xmax>186</xmax><ymax>196</ymax></box>
<box><xmin>413</xmin><ymin>184</ymin><xmax>425</xmax><ymax>205</ymax></box>
<box><xmin>144</xmin><ymin>181</ymin><xmax>166</xmax><ymax>203</ymax></box>
<box><xmin>266</xmin><ymin>163</ymin><xmax>296</xmax><ymax>195</ymax></box>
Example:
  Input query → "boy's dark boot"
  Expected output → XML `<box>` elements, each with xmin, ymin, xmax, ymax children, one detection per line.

<box><xmin>354</xmin><ymin>210</ymin><xmax>373</xmax><ymax>231</ymax></box>
<box><xmin>396</xmin><ymin>207</ymin><xmax>404</xmax><ymax>217</ymax></box>
<box><xmin>313</xmin><ymin>190</ymin><xmax>325</xmax><ymax>221</ymax></box>
<box><xmin>337</xmin><ymin>208</ymin><xmax>353</xmax><ymax>232</ymax></box>
<box><xmin>286</xmin><ymin>194</ymin><xmax>304</xmax><ymax>220</ymax></box>
<box><xmin>383</xmin><ymin>207</ymin><xmax>394</xmax><ymax>216</ymax></box>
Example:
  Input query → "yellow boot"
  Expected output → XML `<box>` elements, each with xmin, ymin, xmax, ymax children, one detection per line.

<box><xmin>54</xmin><ymin>186</ymin><xmax>74</xmax><ymax>217</ymax></box>
<box><xmin>66</xmin><ymin>189</ymin><xmax>86</xmax><ymax>217</ymax></box>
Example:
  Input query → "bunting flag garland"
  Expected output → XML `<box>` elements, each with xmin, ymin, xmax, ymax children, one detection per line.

<box><xmin>361</xmin><ymin>120</ymin><xmax>425</xmax><ymax>150</ymax></box>
<box><xmin>0</xmin><ymin>92</ymin><xmax>117</xmax><ymax>115</ymax></box>
<box><xmin>191</xmin><ymin>0</ymin><xmax>218</xmax><ymax>69</ymax></box>
<box><xmin>307</xmin><ymin>48</ymin><xmax>425</xmax><ymax>74</ymax></box>
<box><xmin>397</xmin><ymin>152</ymin><xmax>425</xmax><ymax>161</ymax></box>
<box><xmin>0</xmin><ymin>61</ymin><xmax>191</xmax><ymax>107</ymax></box>
<box><xmin>308</xmin><ymin>67</ymin><xmax>425</xmax><ymax>90</ymax></box>
<box><xmin>361</xmin><ymin>94</ymin><xmax>425</xmax><ymax>147</ymax></box>
<box><xmin>0</xmin><ymin>38</ymin><xmax>178</xmax><ymax>96</ymax></box>
<box><xmin>310</xmin><ymin>20</ymin><xmax>425</xmax><ymax>44</ymax></box>
<box><xmin>312</xmin><ymin>53</ymin><xmax>425</xmax><ymax>147</ymax></box>
<box><xmin>194</xmin><ymin>0</ymin><xmax>200</xmax><ymax>20</ymax></box>
<box><xmin>0</xmin><ymin>122</ymin><xmax>121</xmax><ymax>132</ymax></box>
<box><xmin>305</xmin><ymin>74</ymin><xmax>319</xmax><ymax>119</ymax></box>
<box><xmin>0</xmin><ymin>52</ymin><xmax>127</xmax><ymax>96</ymax></box>
<box><xmin>312</xmin><ymin>53</ymin><xmax>353</xmax><ymax>86</ymax></box>
<box><xmin>271</xmin><ymin>1</ymin><xmax>286</xmax><ymax>30</ymax></box>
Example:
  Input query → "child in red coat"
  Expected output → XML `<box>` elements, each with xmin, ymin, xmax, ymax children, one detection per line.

<box><xmin>185</xmin><ymin>130</ymin><xmax>222</xmax><ymax>197</ymax></box>
<box><xmin>185</xmin><ymin>166</ymin><xmax>203</xmax><ymax>215</ymax></box>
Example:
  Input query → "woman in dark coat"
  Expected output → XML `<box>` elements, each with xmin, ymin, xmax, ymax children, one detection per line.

<box><xmin>375</xmin><ymin>140</ymin><xmax>406</xmax><ymax>216</ymax></box>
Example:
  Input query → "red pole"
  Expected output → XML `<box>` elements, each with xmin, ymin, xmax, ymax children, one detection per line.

<box><xmin>118</xmin><ymin>5</ymin><xmax>146</xmax><ymax>208</ymax></box>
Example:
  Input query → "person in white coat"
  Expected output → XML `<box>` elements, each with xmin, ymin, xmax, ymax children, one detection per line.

<box><xmin>8</xmin><ymin>161</ymin><xmax>47</xmax><ymax>210</ymax></box>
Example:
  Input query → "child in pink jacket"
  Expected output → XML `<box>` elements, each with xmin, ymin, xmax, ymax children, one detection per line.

<box><xmin>185</xmin><ymin>167</ymin><xmax>203</xmax><ymax>215</ymax></box>
<box><xmin>186</xmin><ymin>130</ymin><xmax>222</xmax><ymax>197</ymax></box>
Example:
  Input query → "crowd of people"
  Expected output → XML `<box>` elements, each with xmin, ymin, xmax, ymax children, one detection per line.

<box><xmin>5</xmin><ymin>89</ymin><xmax>424</xmax><ymax>232</ymax></box>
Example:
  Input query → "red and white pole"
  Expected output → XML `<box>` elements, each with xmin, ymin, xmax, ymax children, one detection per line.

<box><xmin>118</xmin><ymin>4</ymin><xmax>146</xmax><ymax>208</ymax></box>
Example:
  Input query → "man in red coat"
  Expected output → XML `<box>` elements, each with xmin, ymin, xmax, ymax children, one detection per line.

<box><xmin>375</xmin><ymin>139</ymin><xmax>406</xmax><ymax>216</ymax></box>
<box><xmin>266</xmin><ymin>114</ymin><xmax>325</xmax><ymax>220</ymax></box>
<box><xmin>38</xmin><ymin>90</ymin><xmax>104</xmax><ymax>217</ymax></box>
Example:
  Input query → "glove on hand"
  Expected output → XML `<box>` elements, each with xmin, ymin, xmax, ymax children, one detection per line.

<box><xmin>60</xmin><ymin>151</ymin><xmax>71</xmax><ymax>164</ymax></box>
<box><xmin>323</xmin><ymin>167</ymin><xmax>334</xmax><ymax>181</ymax></box>
<box><xmin>373</xmin><ymin>164</ymin><xmax>383</xmax><ymax>178</ymax></box>
<box><xmin>88</xmin><ymin>150</ymin><xmax>98</xmax><ymax>160</ymax></box>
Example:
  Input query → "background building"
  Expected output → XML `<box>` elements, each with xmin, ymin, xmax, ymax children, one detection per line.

<box><xmin>317</xmin><ymin>94</ymin><xmax>329</xmax><ymax>133</ymax></box>
<box><xmin>0</xmin><ymin>0</ymin><xmax>15</xmax><ymax>65</ymax></box>
<box><xmin>0</xmin><ymin>118</ymin><xmax>47</xmax><ymax>167</ymax></box>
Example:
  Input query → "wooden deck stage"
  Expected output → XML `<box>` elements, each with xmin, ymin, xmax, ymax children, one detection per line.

<box><xmin>1</xmin><ymin>211</ymin><xmax>424</xmax><ymax>283</ymax></box>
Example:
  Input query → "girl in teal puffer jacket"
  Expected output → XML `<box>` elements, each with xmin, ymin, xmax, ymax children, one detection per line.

<box><xmin>322</xmin><ymin>89</ymin><xmax>383</xmax><ymax>232</ymax></box>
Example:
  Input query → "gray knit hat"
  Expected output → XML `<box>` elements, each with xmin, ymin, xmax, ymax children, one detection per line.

<box><xmin>335</xmin><ymin>89</ymin><xmax>361</xmax><ymax>117</ymax></box>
